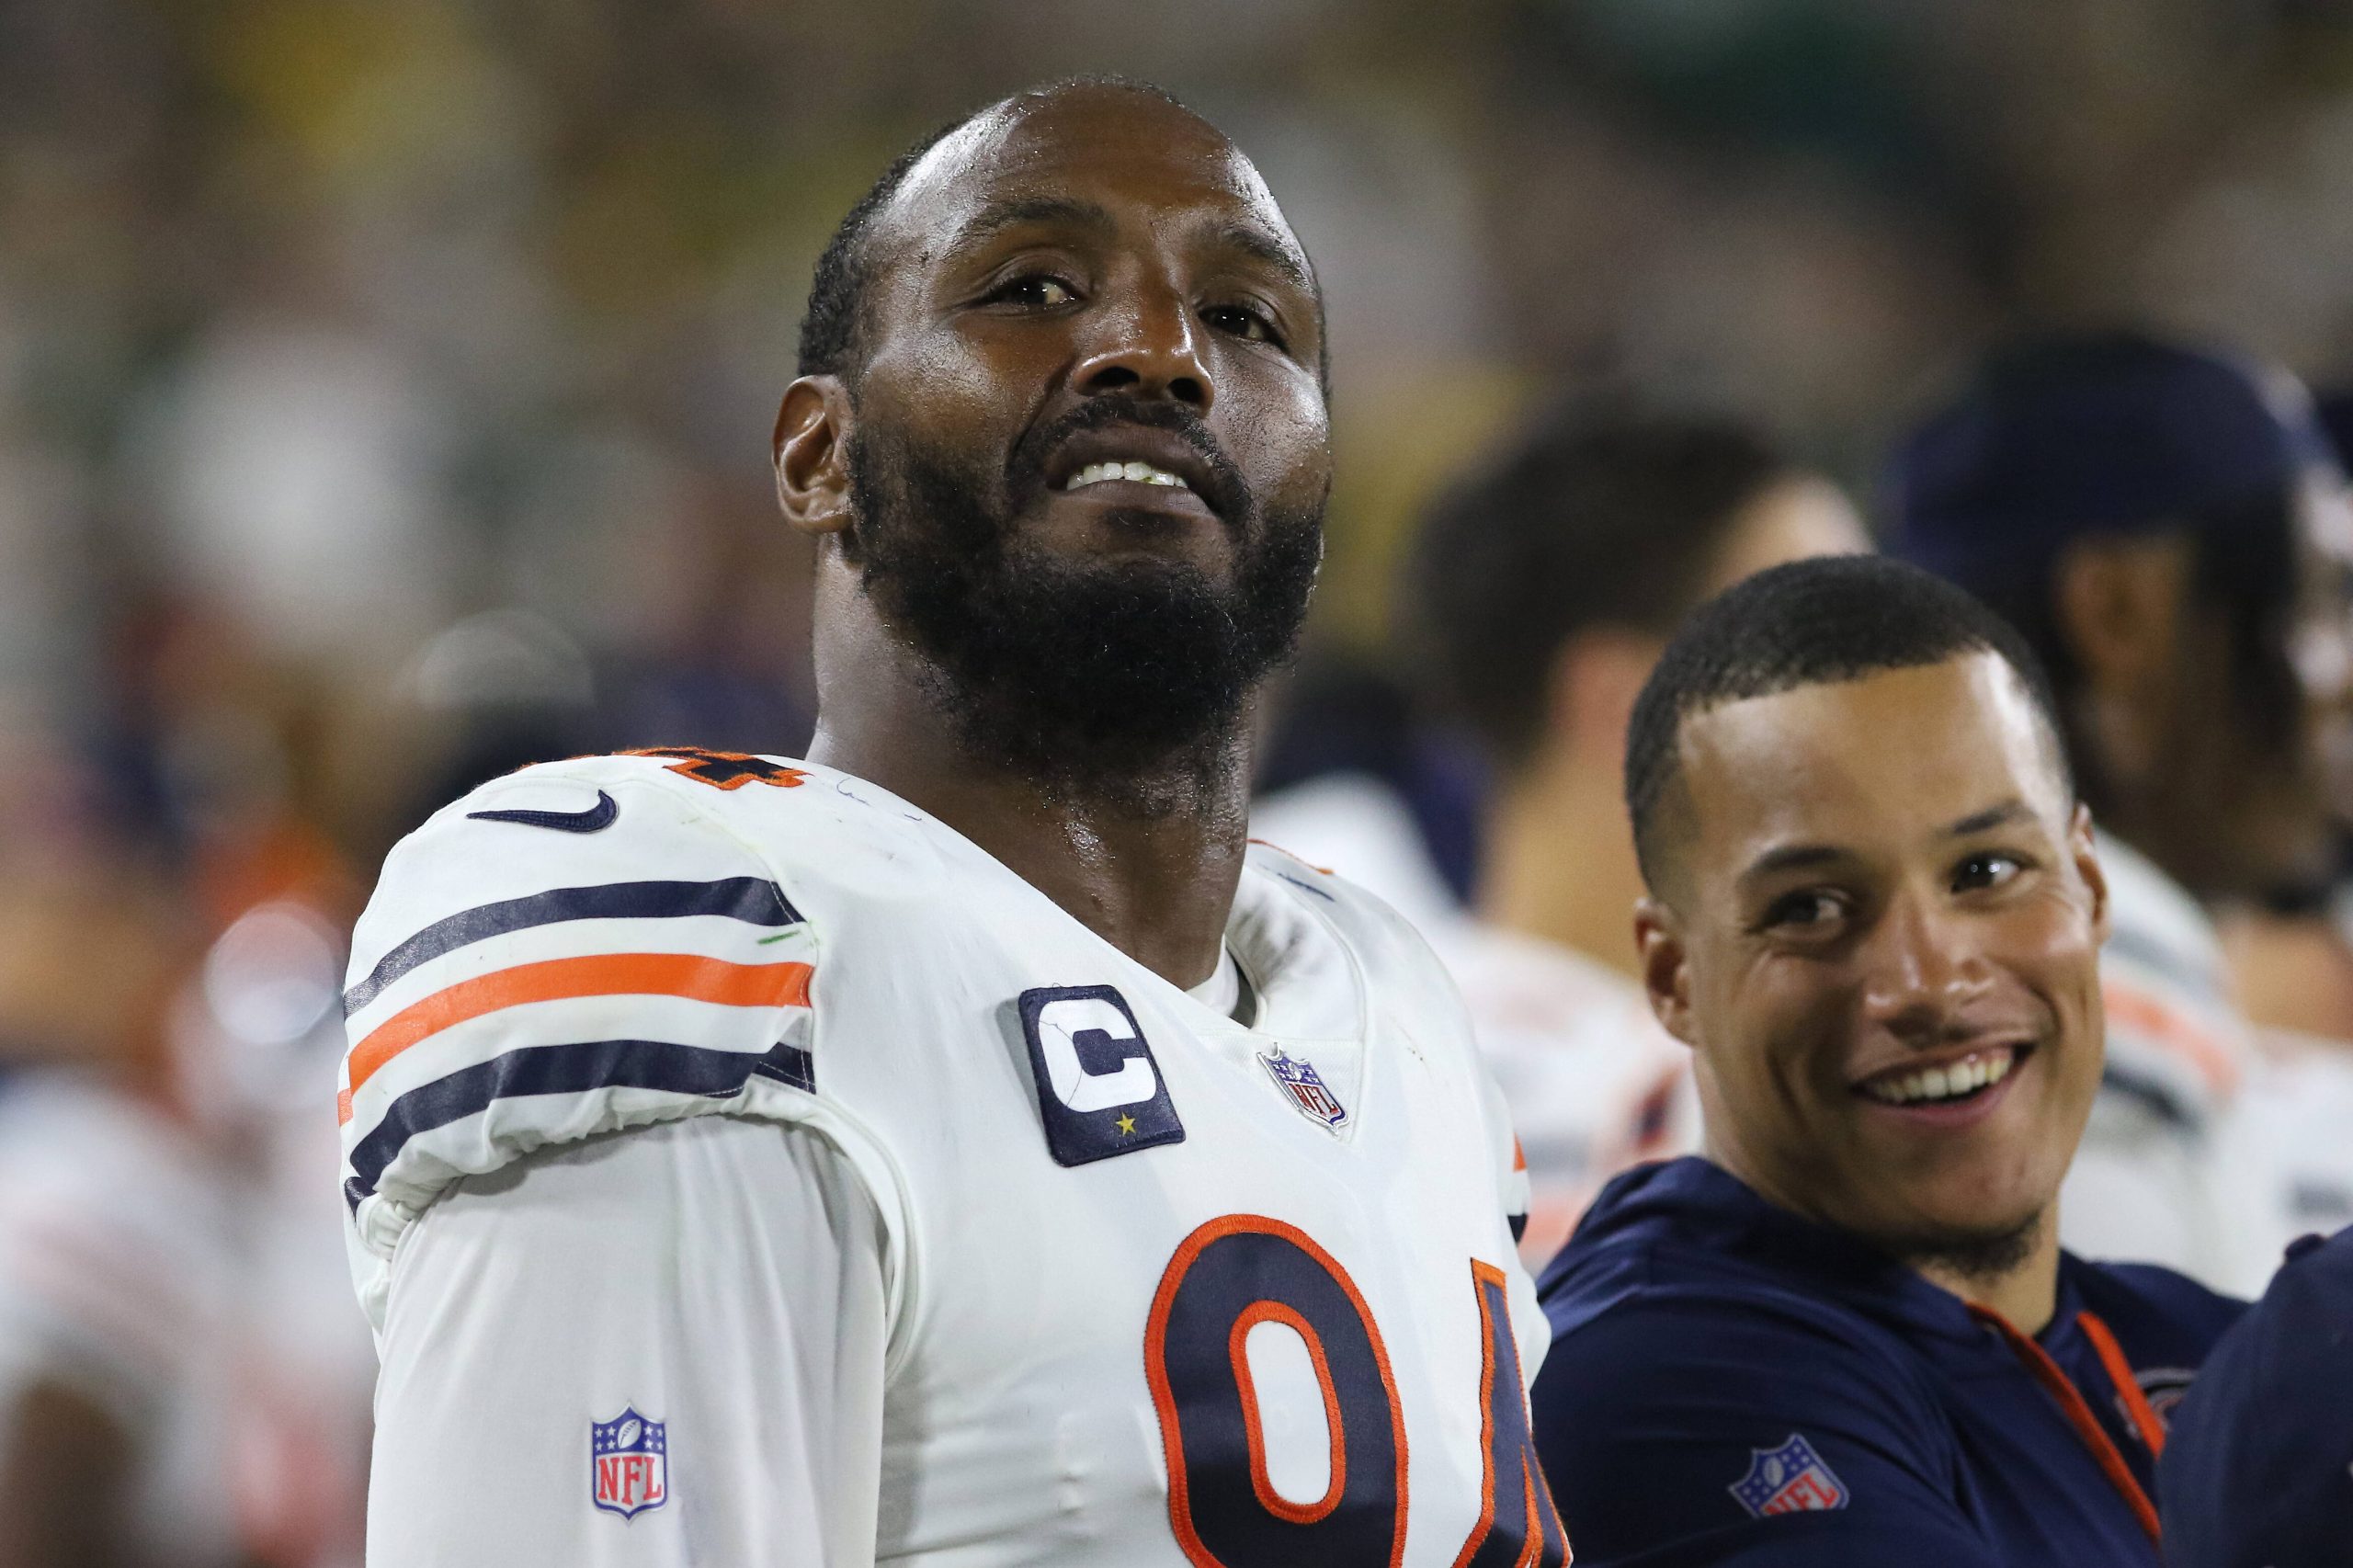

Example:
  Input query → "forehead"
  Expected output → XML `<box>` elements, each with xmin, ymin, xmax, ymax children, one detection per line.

<box><xmin>1677</xmin><ymin>655</ymin><xmax>2066</xmax><ymax>871</ymax></box>
<box><xmin>872</xmin><ymin>90</ymin><xmax>1305</xmax><ymax>277</ymax></box>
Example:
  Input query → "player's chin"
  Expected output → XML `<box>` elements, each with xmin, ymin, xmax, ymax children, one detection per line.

<box><xmin>1873</xmin><ymin>1149</ymin><xmax>2056</xmax><ymax>1254</ymax></box>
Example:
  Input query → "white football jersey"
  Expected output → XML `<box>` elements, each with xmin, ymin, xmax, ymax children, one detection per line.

<box><xmin>0</xmin><ymin>1071</ymin><xmax>245</xmax><ymax>1568</ymax></box>
<box><xmin>1431</xmin><ymin>922</ymin><xmax>1699</xmax><ymax>1270</ymax></box>
<box><xmin>2068</xmin><ymin>833</ymin><xmax>2278</xmax><ymax>1295</ymax></box>
<box><xmin>342</xmin><ymin>749</ymin><xmax>1563</xmax><ymax>1567</ymax></box>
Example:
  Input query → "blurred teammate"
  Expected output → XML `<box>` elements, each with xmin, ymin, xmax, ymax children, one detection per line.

<box><xmin>0</xmin><ymin>756</ymin><xmax>252</xmax><ymax>1568</ymax></box>
<box><xmin>1887</xmin><ymin>333</ymin><xmax>2353</xmax><ymax>1285</ymax></box>
<box><xmin>1531</xmin><ymin>556</ymin><xmax>2243</xmax><ymax>1564</ymax></box>
<box><xmin>1407</xmin><ymin>409</ymin><xmax>1868</xmax><ymax>1260</ymax></box>
<box><xmin>347</xmin><ymin>79</ymin><xmax>1564</xmax><ymax>1567</ymax></box>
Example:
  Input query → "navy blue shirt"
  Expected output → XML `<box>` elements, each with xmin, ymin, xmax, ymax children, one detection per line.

<box><xmin>1530</xmin><ymin>1158</ymin><xmax>2245</xmax><ymax>1565</ymax></box>
<box><xmin>2159</xmin><ymin>1225</ymin><xmax>2353</xmax><ymax>1567</ymax></box>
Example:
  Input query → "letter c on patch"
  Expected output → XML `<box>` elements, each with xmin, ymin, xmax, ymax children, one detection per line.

<box><xmin>1033</xmin><ymin>994</ymin><xmax>1159</xmax><ymax>1112</ymax></box>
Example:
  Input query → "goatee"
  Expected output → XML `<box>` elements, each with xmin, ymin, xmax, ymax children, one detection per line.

<box><xmin>1885</xmin><ymin>1210</ymin><xmax>2044</xmax><ymax>1290</ymax></box>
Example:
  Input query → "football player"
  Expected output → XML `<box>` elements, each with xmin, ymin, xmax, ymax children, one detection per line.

<box><xmin>0</xmin><ymin>758</ymin><xmax>252</xmax><ymax>1568</ymax></box>
<box><xmin>1531</xmin><ymin>556</ymin><xmax>2245</xmax><ymax>1564</ymax></box>
<box><xmin>346</xmin><ymin>79</ymin><xmax>1564</xmax><ymax>1567</ymax></box>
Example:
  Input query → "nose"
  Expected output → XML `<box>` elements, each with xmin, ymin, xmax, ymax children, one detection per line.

<box><xmin>1071</xmin><ymin>278</ymin><xmax>1213</xmax><ymax>413</ymax></box>
<box><xmin>1858</xmin><ymin>895</ymin><xmax>1992</xmax><ymax>1046</ymax></box>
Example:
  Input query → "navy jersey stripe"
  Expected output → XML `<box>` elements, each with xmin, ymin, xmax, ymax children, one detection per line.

<box><xmin>344</xmin><ymin>1035</ymin><xmax>813</xmax><ymax>1206</ymax></box>
<box><xmin>344</xmin><ymin>878</ymin><xmax>801</xmax><ymax>1017</ymax></box>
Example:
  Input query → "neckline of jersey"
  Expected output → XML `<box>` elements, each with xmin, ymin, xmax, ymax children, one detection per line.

<box><xmin>790</xmin><ymin>757</ymin><xmax>1366</xmax><ymax>1046</ymax></box>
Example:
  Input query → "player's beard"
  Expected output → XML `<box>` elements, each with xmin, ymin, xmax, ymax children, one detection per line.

<box><xmin>1881</xmin><ymin>1209</ymin><xmax>2043</xmax><ymax>1290</ymax></box>
<box><xmin>843</xmin><ymin>400</ymin><xmax>1324</xmax><ymax>812</ymax></box>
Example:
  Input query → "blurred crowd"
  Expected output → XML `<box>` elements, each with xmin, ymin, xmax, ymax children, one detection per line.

<box><xmin>15</xmin><ymin>0</ymin><xmax>2353</xmax><ymax>1562</ymax></box>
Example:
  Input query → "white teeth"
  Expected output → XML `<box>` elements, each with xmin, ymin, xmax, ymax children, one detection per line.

<box><xmin>1062</xmin><ymin>460</ymin><xmax>1192</xmax><ymax>492</ymax></box>
<box><xmin>1861</xmin><ymin>1046</ymin><xmax>2018</xmax><ymax>1106</ymax></box>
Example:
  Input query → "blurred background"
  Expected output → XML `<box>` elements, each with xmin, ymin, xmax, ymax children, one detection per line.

<box><xmin>11</xmin><ymin>1</ymin><xmax>2353</xmax><ymax>1562</ymax></box>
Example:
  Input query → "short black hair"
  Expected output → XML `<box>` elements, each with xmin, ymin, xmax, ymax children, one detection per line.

<box><xmin>1407</xmin><ymin>408</ymin><xmax>1795</xmax><ymax>769</ymax></box>
<box><xmin>1624</xmin><ymin>554</ymin><xmax>2071</xmax><ymax>894</ymax></box>
<box><xmin>795</xmin><ymin>76</ymin><xmax>1196</xmax><ymax>381</ymax></box>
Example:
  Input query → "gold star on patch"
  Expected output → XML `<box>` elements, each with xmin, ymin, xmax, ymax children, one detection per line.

<box><xmin>1115</xmin><ymin>1113</ymin><xmax>1138</xmax><ymax>1135</ymax></box>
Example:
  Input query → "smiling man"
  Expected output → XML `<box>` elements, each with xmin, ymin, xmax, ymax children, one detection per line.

<box><xmin>1528</xmin><ymin>556</ymin><xmax>2244</xmax><ymax>1565</ymax></box>
<box><xmin>344</xmin><ymin>80</ymin><xmax>1563</xmax><ymax>1568</ymax></box>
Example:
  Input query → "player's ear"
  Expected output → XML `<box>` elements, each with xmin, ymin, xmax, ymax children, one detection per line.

<box><xmin>775</xmin><ymin>374</ymin><xmax>855</xmax><ymax>537</ymax></box>
<box><xmin>1634</xmin><ymin>895</ymin><xmax>1698</xmax><ymax>1049</ymax></box>
<box><xmin>2069</xmin><ymin>801</ymin><xmax>2110</xmax><ymax>945</ymax></box>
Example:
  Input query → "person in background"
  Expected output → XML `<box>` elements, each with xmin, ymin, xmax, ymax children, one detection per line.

<box><xmin>2156</xmin><ymin>1223</ymin><xmax>2353</xmax><ymax>1568</ymax></box>
<box><xmin>1885</xmin><ymin>332</ymin><xmax>2353</xmax><ymax>1287</ymax></box>
<box><xmin>0</xmin><ymin>747</ymin><xmax>258</xmax><ymax>1568</ymax></box>
<box><xmin>1402</xmin><ymin>406</ymin><xmax>1869</xmax><ymax>1261</ymax></box>
<box><xmin>1532</xmin><ymin>556</ymin><xmax>2243</xmax><ymax>1566</ymax></box>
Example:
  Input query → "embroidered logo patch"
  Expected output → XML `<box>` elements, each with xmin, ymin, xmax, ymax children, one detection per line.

<box><xmin>617</xmin><ymin>747</ymin><xmax>807</xmax><ymax>791</ymax></box>
<box><xmin>468</xmin><ymin>789</ymin><xmax>619</xmax><ymax>834</ymax></box>
<box><xmin>590</xmin><ymin>1408</ymin><xmax>668</xmax><ymax>1520</ymax></box>
<box><xmin>1019</xmin><ymin>984</ymin><xmax>1185</xmax><ymax>1166</ymax></box>
<box><xmin>1258</xmin><ymin>1045</ymin><xmax>1348</xmax><ymax>1131</ymax></box>
<box><xmin>1729</xmin><ymin>1433</ymin><xmax>1848</xmax><ymax>1518</ymax></box>
<box><xmin>2133</xmin><ymin>1366</ymin><xmax>2199</xmax><ymax>1431</ymax></box>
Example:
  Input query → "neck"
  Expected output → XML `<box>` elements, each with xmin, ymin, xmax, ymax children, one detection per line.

<box><xmin>1479</xmin><ymin>753</ymin><xmax>1648</xmax><ymax>977</ymax></box>
<box><xmin>806</xmin><ymin>572</ymin><xmax>1250</xmax><ymax>991</ymax></box>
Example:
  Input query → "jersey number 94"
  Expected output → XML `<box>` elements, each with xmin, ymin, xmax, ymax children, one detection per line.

<box><xmin>1145</xmin><ymin>1215</ymin><xmax>1569</xmax><ymax>1568</ymax></box>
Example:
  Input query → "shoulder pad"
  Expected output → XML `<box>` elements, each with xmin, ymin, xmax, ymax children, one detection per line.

<box><xmin>338</xmin><ymin>755</ymin><xmax>825</xmax><ymax>1256</ymax></box>
<box><xmin>1246</xmin><ymin>836</ymin><xmax>1461</xmax><ymax>997</ymax></box>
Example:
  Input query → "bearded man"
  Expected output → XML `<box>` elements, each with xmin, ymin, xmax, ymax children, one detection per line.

<box><xmin>342</xmin><ymin>78</ymin><xmax>1563</xmax><ymax>1568</ymax></box>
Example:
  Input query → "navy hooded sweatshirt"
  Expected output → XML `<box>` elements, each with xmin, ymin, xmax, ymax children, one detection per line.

<box><xmin>1529</xmin><ymin>1158</ymin><xmax>2245</xmax><ymax>1565</ymax></box>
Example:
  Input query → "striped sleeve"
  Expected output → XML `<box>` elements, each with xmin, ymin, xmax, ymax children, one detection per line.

<box><xmin>338</xmin><ymin>763</ymin><xmax>824</xmax><ymax>1264</ymax></box>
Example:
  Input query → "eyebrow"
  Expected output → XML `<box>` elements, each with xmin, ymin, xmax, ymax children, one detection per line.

<box><xmin>1944</xmin><ymin>800</ymin><xmax>2033</xmax><ymax>837</ymax></box>
<box><xmin>1736</xmin><ymin>800</ymin><xmax>2039</xmax><ymax>885</ymax></box>
<box><xmin>954</xmin><ymin>199</ymin><xmax>1313</xmax><ymax>295</ymax></box>
<box><xmin>1208</xmin><ymin>221</ymin><xmax>1314</xmax><ymax>294</ymax></box>
<box><xmin>1738</xmin><ymin>843</ymin><xmax>1852</xmax><ymax>884</ymax></box>
<box><xmin>957</xmin><ymin>196</ymin><xmax>1117</xmax><ymax>249</ymax></box>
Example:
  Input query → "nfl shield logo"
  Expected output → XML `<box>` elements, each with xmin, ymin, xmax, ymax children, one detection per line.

<box><xmin>1729</xmin><ymin>1433</ymin><xmax>1848</xmax><ymax>1518</ymax></box>
<box><xmin>1259</xmin><ymin>1046</ymin><xmax>1348</xmax><ymax>1131</ymax></box>
<box><xmin>590</xmin><ymin>1408</ymin><xmax>668</xmax><ymax>1520</ymax></box>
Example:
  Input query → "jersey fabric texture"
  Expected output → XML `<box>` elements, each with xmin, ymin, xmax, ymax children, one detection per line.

<box><xmin>2078</xmin><ymin>833</ymin><xmax>2276</xmax><ymax>1295</ymax></box>
<box><xmin>2235</xmin><ymin>1027</ymin><xmax>2353</xmax><ymax>1260</ymax></box>
<box><xmin>1433</xmin><ymin>922</ymin><xmax>1699</xmax><ymax>1269</ymax></box>
<box><xmin>341</xmin><ymin>752</ymin><xmax>1561</xmax><ymax>1567</ymax></box>
<box><xmin>1529</xmin><ymin>1157</ymin><xmax>2245</xmax><ymax>1567</ymax></box>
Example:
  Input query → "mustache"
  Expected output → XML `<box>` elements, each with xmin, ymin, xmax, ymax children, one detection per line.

<box><xmin>1005</xmin><ymin>399</ymin><xmax>1255</xmax><ymax>524</ymax></box>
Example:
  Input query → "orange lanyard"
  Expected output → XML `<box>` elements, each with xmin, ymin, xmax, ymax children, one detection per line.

<box><xmin>1967</xmin><ymin>1303</ymin><xmax>2163</xmax><ymax>1545</ymax></box>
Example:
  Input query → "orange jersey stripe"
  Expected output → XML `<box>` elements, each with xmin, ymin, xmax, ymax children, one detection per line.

<box><xmin>2101</xmin><ymin>983</ymin><xmax>2241</xmax><ymax>1097</ymax></box>
<box><xmin>346</xmin><ymin>952</ymin><xmax>813</xmax><ymax>1096</ymax></box>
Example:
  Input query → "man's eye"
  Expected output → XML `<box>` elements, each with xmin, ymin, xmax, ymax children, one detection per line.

<box><xmin>987</xmin><ymin>276</ymin><xmax>1077</xmax><ymax>308</ymax></box>
<box><xmin>1203</xmin><ymin>303</ymin><xmax>1279</xmax><ymax>345</ymax></box>
<box><xmin>1953</xmin><ymin>852</ymin><xmax>2024</xmax><ymax>892</ymax></box>
<box><xmin>1761</xmin><ymin>891</ymin><xmax>1843</xmax><ymax>931</ymax></box>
